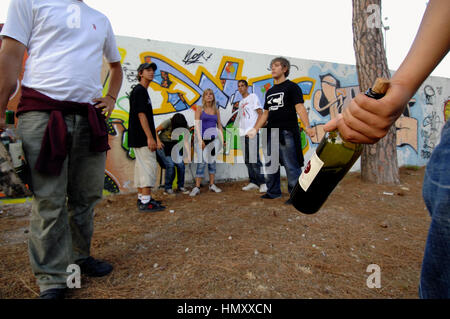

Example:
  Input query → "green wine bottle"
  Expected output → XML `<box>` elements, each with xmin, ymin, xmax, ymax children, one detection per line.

<box><xmin>290</xmin><ymin>78</ymin><xmax>390</xmax><ymax>214</ymax></box>
<box><xmin>1</xmin><ymin>110</ymin><xmax>29</xmax><ymax>185</ymax></box>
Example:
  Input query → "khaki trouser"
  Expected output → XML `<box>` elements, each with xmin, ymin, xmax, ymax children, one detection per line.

<box><xmin>18</xmin><ymin>111</ymin><xmax>106</xmax><ymax>292</ymax></box>
<box><xmin>133</xmin><ymin>146</ymin><xmax>157</xmax><ymax>188</ymax></box>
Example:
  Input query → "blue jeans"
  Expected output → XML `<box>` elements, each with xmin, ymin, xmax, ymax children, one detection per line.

<box><xmin>156</xmin><ymin>148</ymin><xmax>185</xmax><ymax>190</ymax></box>
<box><xmin>195</xmin><ymin>139</ymin><xmax>219</xmax><ymax>177</ymax></box>
<box><xmin>265</xmin><ymin>128</ymin><xmax>303</xmax><ymax>198</ymax></box>
<box><xmin>420</xmin><ymin>120</ymin><xmax>450</xmax><ymax>299</ymax></box>
<box><xmin>241</xmin><ymin>135</ymin><xmax>266</xmax><ymax>186</ymax></box>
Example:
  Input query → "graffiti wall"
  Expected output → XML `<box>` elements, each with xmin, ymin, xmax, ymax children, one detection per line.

<box><xmin>99</xmin><ymin>35</ymin><xmax>449</xmax><ymax>194</ymax></box>
<box><xmin>1</xmin><ymin>30</ymin><xmax>449</xmax><ymax>199</ymax></box>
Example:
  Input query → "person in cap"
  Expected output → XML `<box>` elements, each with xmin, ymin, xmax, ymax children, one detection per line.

<box><xmin>128</xmin><ymin>62</ymin><xmax>166</xmax><ymax>212</ymax></box>
<box><xmin>0</xmin><ymin>0</ymin><xmax>123</xmax><ymax>299</ymax></box>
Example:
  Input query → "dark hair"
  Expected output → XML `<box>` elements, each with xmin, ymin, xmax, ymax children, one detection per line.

<box><xmin>137</xmin><ymin>63</ymin><xmax>157</xmax><ymax>81</ymax></box>
<box><xmin>238</xmin><ymin>79</ymin><xmax>248</xmax><ymax>87</ymax></box>
<box><xmin>171</xmin><ymin>113</ymin><xmax>188</xmax><ymax>130</ymax></box>
<box><xmin>270</xmin><ymin>57</ymin><xmax>291</xmax><ymax>77</ymax></box>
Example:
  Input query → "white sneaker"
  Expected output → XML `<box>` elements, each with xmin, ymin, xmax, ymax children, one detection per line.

<box><xmin>164</xmin><ymin>189</ymin><xmax>174</xmax><ymax>195</ymax></box>
<box><xmin>242</xmin><ymin>183</ymin><xmax>259</xmax><ymax>191</ymax></box>
<box><xmin>179</xmin><ymin>187</ymin><xmax>190</xmax><ymax>194</ymax></box>
<box><xmin>259</xmin><ymin>184</ymin><xmax>268</xmax><ymax>193</ymax></box>
<box><xmin>209</xmin><ymin>184</ymin><xmax>222</xmax><ymax>193</ymax></box>
<box><xmin>189</xmin><ymin>187</ymin><xmax>200</xmax><ymax>197</ymax></box>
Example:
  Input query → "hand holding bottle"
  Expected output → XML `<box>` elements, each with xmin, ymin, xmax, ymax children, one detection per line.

<box><xmin>290</xmin><ymin>78</ymin><xmax>389</xmax><ymax>214</ymax></box>
<box><xmin>323</xmin><ymin>80</ymin><xmax>413</xmax><ymax>144</ymax></box>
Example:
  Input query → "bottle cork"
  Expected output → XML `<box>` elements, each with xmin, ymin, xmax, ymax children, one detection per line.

<box><xmin>365</xmin><ymin>78</ymin><xmax>390</xmax><ymax>99</ymax></box>
<box><xmin>372</xmin><ymin>78</ymin><xmax>390</xmax><ymax>94</ymax></box>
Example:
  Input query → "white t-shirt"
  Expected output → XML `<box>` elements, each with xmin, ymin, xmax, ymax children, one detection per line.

<box><xmin>0</xmin><ymin>0</ymin><xmax>121</xmax><ymax>103</ymax></box>
<box><xmin>238</xmin><ymin>93</ymin><xmax>262</xmax><ymax>136</ymax></box>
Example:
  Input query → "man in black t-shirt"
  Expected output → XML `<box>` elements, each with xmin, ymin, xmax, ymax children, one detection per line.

<box><xmin>128</xmin><ymin>62</ymin><xmax>165</xmax><ymax>212</ymax></box>
<box><xmin>249</xmin><ymin>57</ymin><xmax>315</xmax><ymax>204</ymax></box>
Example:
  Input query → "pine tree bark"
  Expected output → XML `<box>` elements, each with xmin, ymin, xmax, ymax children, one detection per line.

<box><xmin>352</xmin><ymin>0</ymin><xmax>400</xmax><ymax>184</ymax></box>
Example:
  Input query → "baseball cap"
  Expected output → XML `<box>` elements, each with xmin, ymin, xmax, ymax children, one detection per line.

<box><xmin>137</xmin><ymin>62</ymin><xmax>157</xmax><ymax>72</ymax></box>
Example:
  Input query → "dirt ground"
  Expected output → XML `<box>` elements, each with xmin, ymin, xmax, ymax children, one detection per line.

<box><xmin>0</xmin><ymin>166</ymin><xmax>429</xmax><ymax>299</ymax></box>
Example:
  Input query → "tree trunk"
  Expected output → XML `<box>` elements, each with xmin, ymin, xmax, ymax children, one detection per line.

<box><xmin>352</xmin><ymin>0</ymin><xmax>400</xmax><ymax>184</ymax></box>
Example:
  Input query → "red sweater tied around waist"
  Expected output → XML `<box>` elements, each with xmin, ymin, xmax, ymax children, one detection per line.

<box><xmin>17</xmin><ymin>86</ymin><xmax>110</xmax><ymax>176</ymax></box>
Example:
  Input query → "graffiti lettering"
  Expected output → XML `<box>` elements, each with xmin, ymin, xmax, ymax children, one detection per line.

<box><xmin>122</xmin><ymin>62</ymin><xmax>139</xmax><ymax>84</ymax></box>
<box><xmin>312</xmin><ymin>73</ymin><xmax>359</xmax><ymax>119</ymax></box>
<box><xmin>445</xmin><ymin>99</ymin><xmax>450</xmax><ymax>122</ymax></box>
<box><xmin>183</xmin><ymin>48</ymin><xmax>213</xmax><ymax>65</ymax></box>
<box><xmin>89</xmin><ymin>40</ymin><xmax>449</xmax><ymax>197</ymax></box>
<box><xmin>424</xmin><ymin>85</ymin><xmax>436</xmax><ymax>105</ymax></box>
<box><xmin>421</xmin><ymin>111</ymin><xmax>441</xmax><ymax>159</ymax></box>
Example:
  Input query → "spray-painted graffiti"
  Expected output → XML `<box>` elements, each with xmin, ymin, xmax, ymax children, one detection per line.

<box><xmin>313</xmin><ymin>73</ymin><xmax>359</xmax><ymax>118</ymax></box>
<box><xmin>102</xmin><ymin>49</ymin><xmax>317</xmax><ymax>192</ymax></box>
<box><xmin>97</xmin><ymin>36</ymin><xmax>449</xmax><ymax>194</ymax></box>
<box><xmin>2</xmin><ymin>32</ymin><xmax>448</xmax><ymax>202</ymax></box>
<box><xmin>421</xmin><ymin>111</ymin><xmax>441</xmax><ymax>159</ymax></box>
<box><xmin>424</xmin><ymin>85</ymin><xmax>436</xmax><ymax>105</ymax></box>
<box><xmin>307</xmin><ymin>73</ymin><xmax>419</xmax><ymax>152</ymax></box>
<box><xmin>395</xmin><ymin>98</ymin><xmax>418</xmax><ymax>152</ymax></box>
<box><xmin>310</xmin><ymin>73</ymin><xmax>359</xmax><ymax>143</ymax></box>
<box><xmin>183</xmin><ymin>48</ymin><xmax>213</xmax><ymax>65</ymax></box>
<box><xmin>444</xmin><ymin>99</ymin><xmax>450</xmax><ymax>122</ymax></box>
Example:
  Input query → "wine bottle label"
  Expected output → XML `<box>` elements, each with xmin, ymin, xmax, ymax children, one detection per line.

<box><xmin>299</xmin><ymin>152</ymin><xmax>324</xmax><ymax>192</ymax></box>
<box><xmin>9</xmin><ymin>141</ymin><xmax>26</xmax><ymax>169</ymax></box>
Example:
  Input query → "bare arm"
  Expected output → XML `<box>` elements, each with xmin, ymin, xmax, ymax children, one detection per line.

<box><xmin>253</xmin><ymin>110</ymin><xmax>269</xmax><ymax>132</ymax></box>
<box><xmin>194</xmin><ymin>106</ymin><xmax>204</xmax><ymax>143</ymax></box>
<box><xmin>295</xmin><ymin>103</ymin><xmax>315</xmax><ymax>137</ymax></box>
<box><xmin>216</xmin><ymin>109</ymin><xmax>224</xmax><ymax>143</ymax></box>
<box><xmin>138</xmin><ymin>113</ymin><xmax>156</xmax><ymax>151</ymax></box>
<box><xmin>155</xmin><ymin>124</ymin><xmax>164</xmax><ymax>135</ymax></box>
<box><xmin>324</xmin><ymin>0</ymin><xmax>450</xmax><ymax>144</ymax></box>
<box><xmin>155</xmin><ymin>124</ymin><xmax>165</xmax><ymax>149</ymax></box>
<box><xmin>255</xmin><ymin>108</ymin><xmax>263</xmax><ymax>123</ymax></box>
<box><xmin>247</xmin><ymin>110</ymin><xmax>269</xmax><ymax>138</ymax></box>
<box><xmin>93</xmin><ymin>61</ymin><xmax>123</xmax><ymax>120</ymax></box>
<box><xmin>0</xmin><ymin>37</ymin><xmax>26</xmax><ymax>128</ymax></box>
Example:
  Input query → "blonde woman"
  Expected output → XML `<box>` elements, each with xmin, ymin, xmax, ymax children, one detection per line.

<box><xmin>190</xmin><ymin>89</ymin><xmax>224</xmax><ymax>196</ymax></box>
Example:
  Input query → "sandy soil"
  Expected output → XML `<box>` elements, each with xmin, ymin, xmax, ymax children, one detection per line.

<box><xmin>0</xmin><ymin>166</ymin><xmax>429</xmax><ymax>299</ymax></box>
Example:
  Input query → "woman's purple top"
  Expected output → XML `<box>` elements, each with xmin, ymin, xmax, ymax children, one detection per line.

<box><xmin>200</xmin><ymin>110</ymin><xmax>218</xmax><ymax>139</ymax></box>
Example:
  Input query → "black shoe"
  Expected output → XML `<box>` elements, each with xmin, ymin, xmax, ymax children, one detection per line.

<box><xmin>78</xmin><ymin>256</ymin><xmax>113</xmax><ymax>277</ymax></box>
<box><xmin>150</xmin><ymin>198</ymin><xmax>162</xmax><ymax>205</ymax></box>
<box><xmin>137</xmin><ymin>198</ymin><xmax>161</xmax><ymax>207</ymax></box>
<box><xmin>284</xmin><ymin>198</ymin><xmax>292</xmax><ymax>205</ymax></box>
<box><xmin>39</xmin><ymin>288</ymin><xmax>67</xmax><ymax>299</ymax></box>
<box><xmin>138</xmin><ymin>201</ymin><xmax>165</xmax><ymax>212</ymax></box>
<box><xmin>260</xmin><ymin>193</ymin><xmax>281</xmax><ymax>199</ymax></box>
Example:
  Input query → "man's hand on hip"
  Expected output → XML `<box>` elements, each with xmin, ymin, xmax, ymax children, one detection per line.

<box><xmin>93</xmin><ymin>95</ymin><xmax>116</xmax><ymax>120</ymax></box>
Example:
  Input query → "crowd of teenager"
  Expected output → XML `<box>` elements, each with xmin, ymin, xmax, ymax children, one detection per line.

<box><xmin>1</xmin><ymin>0</ymin><xmax>447</xmax><ymax>299</ymax></box>
<box><xmin>129</xmin><ymin>57</ymin><xmax>314</xmax><ymax>212</ymax></box>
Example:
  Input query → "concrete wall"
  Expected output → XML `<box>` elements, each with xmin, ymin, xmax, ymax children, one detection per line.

<box><xmin>1</xmin><ymin>25</ymin><xmax>448</xmax><ymax>197</ymax></box>
<box><xmin>101</xmin><ymin>35</ymin><xmax>449</xmax><ymax>194</ymax></box>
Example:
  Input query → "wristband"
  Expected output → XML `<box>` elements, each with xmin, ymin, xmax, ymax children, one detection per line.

<box><xmin>106</xmin><ymin>94</ymin><xmax>116</xmax><ymax>102</ymax></box>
